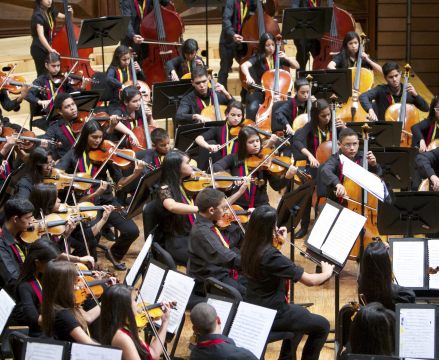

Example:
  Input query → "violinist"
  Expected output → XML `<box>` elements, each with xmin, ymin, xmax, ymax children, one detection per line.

<box><xmin>241</xmin><ymin>205</ymin><xmax>333</xmax><ymax>360</ymax></box>
<box><xmin>213</xmin><ymin>127</ymin><xmax>298</xmax><ymax>210</ymax></box>
<box><xmin>359</xmin><ymin>62</ymin><xmax>429</xmax><ymax>121</ymax></box>
<box><xmin>240</xmin><ymin>32</ymin><xmax>299</xmax><ymax>121</ymax></box>
<box><xmin>0</xmin><ymin>83</ymin><xmax>30</xmax><ymax>130</ymax></box>
<box><xmin>30</xmin><ymin>0</ymin><xmax>70</xmax><ymax>76</ymax></box>
<box><xmin>0</xmin><ymin>118</ymin><xmax>21</xmax><ymax>187</ymax></box>
<box><xmin>316</xmin><ymin>127</ymin><xmax>382</xmax><ymax>202</ymax></box>
<box><xmin>100</xmin><ymin>284</ymin><xmax>172</xmax><ymax>360</ymax></box>
<box><xmin>165</xmin><ymin>38</ymin><xmax>205</xmax><ymax>81</ymax></box>
<box><xmin>188</xmin><ymin>188</ymin><xmax>248</xmax><ymax>296</ymax></box>
<box><xmin>194</xmin><ymin>100</ymin><xmax>244</xmax><ymax>169</ymax></box>
<box><xmin>411</xmin><ymin>96</ymin><xmax>439</xmax><ymax>152</ymax></box>
<box><xmin>327</xmin><ymin>31</ymin><xmax>382</xmax><ymax>73</ymax></box>
<box><xmin>175</xmin><ymin>66</ymin><xmax>233</xmax><ymax>126</ymax></box>
<box><xmin>56</xmin><ymin>120</ymin><xmax>143</xmax><ymax>265</ymax></box>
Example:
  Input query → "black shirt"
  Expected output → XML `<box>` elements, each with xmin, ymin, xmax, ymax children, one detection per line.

<box><xmin>16</xmin><ymin>279</ymin><xmax>42</xmax><ymax>337</ymax></box>
<box><xmin>220</xmin><ymin>0</ymin><xmax>257</xmax><ymax>45</ymax></box>
<box><xmin>106</xmin><ymin>65</ymin><xmax>145</xmax><ymax>106</ymax></box>
<box><xmin>272</xmin><ymin>96</ymin><xmax>307</xmax><ymax>132</ymax></box>
<box><xmin>248</xmin><ymin>54</ymin><xmax>290</xmax><ymax>85</ymax></box>
<box><xmin>331</xmin><ymin>52</ymin><xmax>373</xmax><ymax>70</ymax></box>
<box><xmin>53</xmin><ymin>308</ymin><xmax>81</xmax><ymax>342</ymax></box>
<box><xmin>293</xmin><ymin>122</ymin><xmax>336</xmax><ymax>157</ymax></box>
<box><xmin>0</xmin><ymin>89</ymin><xmax>21</xmax><ymax>121</ymax></box>
<box><xmin>42</xmin><ymin>118</ymin><xmax>77</xmax><ymax>160</ymax></box>
<box><xmin>411</xmin><ymin>118</ymin><xmax>439</xmax><ymax>148</ymax></box>
<box><xmin>14</xmin><ymin>175</ymin><xmax>34</xmax><ymax>199</ymax></box>
<box><xmin>30</xmin><ymin>6</ymin><xmax>59</xmax><ymax>49</ymax></box>
<box><xmin>164</xmin><ymin>55</ymin><xmax>205</xmax><ymax>79</ymax></box>
<box><xmin>245</xmin><ymin>246</ymin><xmax>304</xmax><ymax>313</ymax></box>
<box><xmin>199</xmin><ymin>124</ymin><xmax>239</xmax><ymax>158</ymax></box>
<box><xmin>416</xmin><ymin>148</ymin><xmax>439</xmax><ymax>179</ymax></box>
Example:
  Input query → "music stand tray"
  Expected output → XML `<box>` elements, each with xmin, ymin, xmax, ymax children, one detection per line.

<box><xmin>152</xmin><ymin>80</ymin><xmax>193</xmax><ymax>120</ymax></box>
<box><xmin>347</xmin><ymin>121</ymin><xmax>403</xmax><ymax>148</ymax></box>
<box><xmin>174</xmin><ymin>121</ymin><xmax>225</xmax><ymax>153</ymax></box>
<box><xmin>281</xmin><ymin>8</ymin><xmax>332</xmax><ymax>40</ymax></box>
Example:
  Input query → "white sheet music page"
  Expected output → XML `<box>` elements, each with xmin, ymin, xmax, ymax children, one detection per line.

<box><xmin>306</xmin><ymin>202</ymin><xmax>339</xmax><ymax>250</ymax></box>
<box><xmin>138</xmin><ymin>262</ymin><xmax>166</xmax><ymax>304</ymax></box>
<box><xmin>392</xmin><ymin>241</ymin><xmax>424</xmax><ymax>288</ymax></box>
<box><xmin>340</xmin><ymin>154</ymin><xmax>385</xmax><ymax>201</ymax></box>
<box><xmin>320</xmin><ymin>207</ymin><xmax>366</xmax><ymax>265</ymax></box>
<box><xmin>125</xmin><ymin>234</ymin><xmax>153</xmax><ymax>286</ymax></box>
<box><xmin>157</xmin><ymin>270</ymin><xmax>195</xmax><ymax>333</ymax></box>
<box><xmin>70</xmin><ymin>343</ymin><xmax>122</xmax><ymax>360</ymax></box>
<box><xmin>24</xmin><ymin>342</ymin><xmax>65</xmax><ymax>360</ymax></box>
<box><xmin>227</xmin><ymin>302</ymin><xmax>276</xmax><ymax>359</ymax></box>
<box><xmin>399</xmin><ymin>308</ymin><xmax>435</xmax><ymax>358</ymax></box>
<box><xmin>0</xmin><ymin>289</ymin><xmax>15</xmax><ymax>334</ymax></box>
<box><xmin>428</xmin><ymin>239</ymin><xmax>439</xmax><ymax>289</ymax></box>
<box><xmin>207</xmin><ymin>298</ymin><xmax>234</xmax><ymax>333</ymax></box>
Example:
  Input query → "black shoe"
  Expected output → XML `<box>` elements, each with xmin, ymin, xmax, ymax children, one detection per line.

<box><xmin>103</xmin><ymin>247</ymin><xmax>126</xmax><ymax>271</ymax></box>
<box><xmin>294</xmin><ymin>226</ymin><xmax>308</xmax><ymax>239</ymax></box>
<box><xmin>102</xmin><ymin>227</ymin><xmax>116</xmax><ymax>242</ymax></box>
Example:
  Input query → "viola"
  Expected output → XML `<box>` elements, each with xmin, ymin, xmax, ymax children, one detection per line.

<box><xmin>44</xmin><ymin>168</ymin><xmax>111</xmax><ymax>192</ymax></box>
<box><xmin>216</xmin><ymin>204</ymin><xmax>250</xmax><ymax>229</ymax></box>
<box><xmin>57</xmin><ymin>202</ymin><xmax>125</xmax><ymax>222</ymax></box>
<box><xmin>0</xmin><ymin>127</ymin><xmax>55</xmax><ymax>151</ymax></box>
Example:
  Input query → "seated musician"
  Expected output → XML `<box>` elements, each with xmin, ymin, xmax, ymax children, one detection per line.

<box><xmin>0</xmin><ymin>83</ymin><xmax>29</xmax><ymax>132</ymax></box>
<box><xmin>190</xmin><ymin>303</ymin><xmax>258</xmax><ymax>360</ymax></box>
<box><xmin>316</xmin><ymin>127</ymin><xmax>382</xmax><ymax>202</ymax></box>
<box><xmin>188</xmin><ymin>188</ymin><xmax>247</xmax><ymax>296</ymax></box>
<box><xmin>411</xmin><ymin>96</ymin><xmax>439</xmax><ymax>152</ymax></box>
<box><xmin>327</xmin><ymin>31</ymin><xmax>382</xmax><ymax>73</ymax></box>
<box><xmin>165</xmin><ymin>38</ymin><xmax>205</xmax><ymax>81</ymax></box>
<box><xmin>194</xmin><ymin>100</ymin><xmax>243</xmax><ymax>169</ymax></box>
<box><xmin>359</xmin><ymin>62</ymin><xmax>429</xmax><ymax>121</ymax></box>
<box><xmin>175</xmin><ymin>66</ymin><xmax>233</xmax><ymax>126</ymax></box>
<box><xmin>213</xmin><ymin>127</ymin><xmax>297</xmax><ymax>210</ymax></box>
<box><xmin>416</xmin><ymin>146</ymin><xmax>439</xmax><ymax>191</ymax></box>
<box><xmin>240</xmin><ymin>32</ymin><xmax>299</xmax><ymax>121</ymax></box>
<box><xmin>100</xmin><ymin>284</ymin><xmax>172</xmax><ymax>360</ymax></box>
<box><xmin>0</xmin><ymin>118</ymin><xmax>22</xmax><ymax>189</ymax></box>
<box><xmin>137</xmin><ymin>127</ymin><xmax>170</xmax><ymax>173</ymax></box>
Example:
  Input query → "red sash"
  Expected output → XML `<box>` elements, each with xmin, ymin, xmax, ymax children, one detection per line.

<box><xmin>197</xmin><ymin>339</ymin><xmax>226</xmax><ymax>348</ymax></box>
<box><xmin>29</xmin><ymin>278</ymin><xmax>43</xmax><ymax>304</ymax></box>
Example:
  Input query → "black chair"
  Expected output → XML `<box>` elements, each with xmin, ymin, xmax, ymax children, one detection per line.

<box><xmin>335</xmin><ymin>302</ymin><xmax>361</xmax><ymax>359</ymax></box>
<box><xmin>6</xmin><ymin>330</ymin><xmax>28</xmax><ymax>360</ymax></box>
<box><xmin>142</xmin><ymin>200</ymin><xmax>159</xmax><ymax>241</ymax></box>
<box><xmin>151</xmin><ymin>242</ymin><xmax>177</xmax><ymax>271</ymax></box>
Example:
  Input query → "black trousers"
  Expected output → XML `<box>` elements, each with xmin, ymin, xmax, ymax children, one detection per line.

<box><xmin>246</xmin><ymin>91</ymin><xmax>265</xmax><ymax>121</ymax></box>
<box><xmin>274</xmin><ymin>304</ymin><xmax>330</xmax><ymax>360</ymax></box>
<box><xmin>164</xmin><ymin>233</ymin><xmax>189</xmax><ymax>265</ymax></box>
<box><xmin>30</xmin><ymin>45</ymin><xmax>48</xmax><ymax>77</ymax></box>
<box><xmin>218</xmin><ymin>43</ymin><xmax>241</xmax><ymax>89</ymax></box>
<box><xmin>293</xmin><ymin>39</ymin><xmax>320</xmax><ymax>71</ymax></box>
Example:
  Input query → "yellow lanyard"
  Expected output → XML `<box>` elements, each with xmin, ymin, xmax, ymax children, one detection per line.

<box><xmin>244</xmin><ymin>160</ymin><xmax>252</xmax><ymax>191</ymax></box>
<box><xmin>309</xmin><ymin>0</ymin><xmax>317</xmax><ymax>7</ymax></box>
<box><xmin>66</xmin><ymin>123</ymin><xmax>75</xmax><ymax>139</ymax></box>
<box><xmin>226</xmin><ymin>125</ymin><xmax>234</xmax><ymax>155</ymax></box>
<box><xmin>212</xmin><ymin>226</ymin><xmax>229</xmax><ymax>248</ymax></box>
<box><xmin>241</xmin><ymin>0</ymin><xmax>248</xmax><ymax>21</ymax></box>
<box><xmin>117</xmin><ymin>68</ymin><xmax>130</xmax><ymax>83</ymax></box>
<box><xmin>47</xmin><ymin>11</ymin><xmax>54</xmax><ymax>31</ymax></box>
<box><xmin>15</xmin><ymin>243</ymin><xmax>26</xmax><ymax>262</ymax></box>
<box><xmin>268</xmin><ymin>56</ymin><xmax>274</xmax><ymax>70</ymax></box>
<box><xmin>179</xmin><ymin>185</ymin><xmax>194</xmax><ymax>206</ymax></box>
<box><xmin>138</xmin><ymin>0</ymin><xmax>146</xmax><ymax>18</ymax></box>
<box><xmin>318</xmin><ymin>128</ymin><xmax>329</xmax><ymax>144</ymax></box>
<box><xmin>82</xmin><ymin>152</ymin><xmax>94</xmax><ymax>175</ymax></box>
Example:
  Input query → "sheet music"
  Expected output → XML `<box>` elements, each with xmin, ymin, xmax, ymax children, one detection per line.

<box><xmin>157</xmin><ymin>270</ymin><xmax>194</xmax><ymax>333</ymax></box>
<box><xmin>0</xmin><ymin>289</ymin><xmax>15</xmax><ymax>334</ymax></box>
<box><xmin>321</xmin><ymin>207</ymin><xmax>366</xmax><ymax>265</ymax></box>
<box><xmin>306</xmin><ymin>202</ymin><xmax>340</xmax><ymax>249</ymax></box>
<box><xmin>392</xmin><ymin>241</ymin><xmax>424</xmax><ymax>288</ymax></box>
<box><xmin>399</xmin><ymin>308</ymin><xmax>435</xmax><ymax>358</ymax></box>
<box><xmin>228</xmin><ymin>302</ymin><xmax>276</xmax><ymax>359</ymax></box>
<box><xmin>25</xmin><ymin>342</ymin><xmax>64</xmax><ymax>360</ymax></box>
<box><xmin>70</xmin><ymin>343</ymin><xmax>122</xmax><ymax>360</ymax></box>
<box><xmin>340</xmin><ymin>154</ymin><xmax>385</xmax><ymax>201</ymax></box>
<box><xmin>125</xmin><ymin>234</ymin><xmax>152</xmax><ymax>286</ymax></box>
<box><xmin>138</xmin><ymin>262</ymin><xmax>166</xmax><ymax>304</ymax></box>
<box><xmin>428</xmin><ymin>240</ymin><xmax>439</xmax><ymax>289</ymax></box>
<box><xmin>207</xmin><ymin>298</ymin><xmax>234</xmax><ymax>333</ymax></box>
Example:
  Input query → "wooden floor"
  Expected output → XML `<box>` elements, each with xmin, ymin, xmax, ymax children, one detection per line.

<box><xmin>0</xmin><ymin>24</ymin><xmax>435</xmax><ymax>359</ymax></box>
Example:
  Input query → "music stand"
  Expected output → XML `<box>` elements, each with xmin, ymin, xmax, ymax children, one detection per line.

<box><xmin>377</xmin><ymin>192</ymin><xmax>439</xmax><ymax>237</ymax></box>
<box><xmin>298</xmin><ymin>69</ymin><xmax>352</xmax><ymax>103</ymax></box>
<box><xmin>126</xmin><ymin>168</ymin><xmax>162</xmax><ymax>219</ymax></box>
<box><xmin>281</xmin><ymin>8</ymin><xmax>332</xmax><ymax>40</ymax></box>
<box><xmin>347</xmin><ymin>122</ymin><xmax>403</xmax><ymax>148</ymax></box>
<box><xmin>77</xmin><ymin>16</ymin><xmax>130</xmax><ymax>72</ymax></box>
<box><xmin>174</xmin><ymin>121</ymin><xmax>225</xmax><ymax>153</ymax></box>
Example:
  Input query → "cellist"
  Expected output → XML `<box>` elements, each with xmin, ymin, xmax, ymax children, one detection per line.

<box><xmin>165</xmin><ymin>39</ymin><xmax>205</xmax><ymax>81</ymax></box>
<box><xmin>411</xmin><ymin>97</ymin><xmax>439</xmax><ymax>152</ymax></box>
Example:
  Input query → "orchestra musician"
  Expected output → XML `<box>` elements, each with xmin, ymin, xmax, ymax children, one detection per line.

<box><xmin>416</xmin><ymin>146</ymin><xmax>439</xmax><ymax>191</ymax></box>
<box><xmin>165</xmin><ymin>38</ymin><xmax>205</xmax><ymax>81</ymax></box>
<box><xmin>0</xmin><ymin>84</ymin><xmax>29</xmax><ymax>131</ymax></box>
<box><xmin>137</xmin><ymin>128</ymin><xmax>170</xmax><ymax>173</ymax></box>
<box><xmin>411</xmin><ymin>96</ymin><xmax>439</xmax><ymax>151</ymax></box>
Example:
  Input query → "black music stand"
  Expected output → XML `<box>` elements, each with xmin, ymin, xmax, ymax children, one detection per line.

<box><xmin>77</xmin><ymin>16</ymin><xmax>130</xmax><ymax>72</ymax></box>
<box><xmin>298</xmin><ymin>69</ymin><xmax>352</xmax><ymax>103</ymax></box>
<box><xmin>126</xmin><ymin>168</ymin><xmax>162</xmax><ymax>219</ymax></box>
<box><xmin>347</xmin><ymin>122</ymin><xmax>403</xmax><ymax>148</ymax></box>
<box><xmin>377</xmin><ymin>192</ymin><xmax>439</xmax><ymax>237</ymax></box>
<box><xmin>281</xmin><ymin>8</ymin><xmax>332</xmax><ymax>40</ymax></box>
<box><xmin>347</xmin><ymin>355</ymin><xmax>400</xmax><ymax>360</ymax></box>
<box><xmin>152</xmin><ymin>80</ymin><xmax>193</xmax><ymax>134</ymax></box>
<box><xmin>174</xmin><ymin>121</ymin><xmax>225</xmax><ymax>153</ymax></box>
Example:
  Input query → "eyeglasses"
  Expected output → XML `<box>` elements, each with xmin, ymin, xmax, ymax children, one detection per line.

<box><xmin>434</xmin><ymin>107</ymin><xmax>439</xmax><ymax>112</ymax></box>
<box><xmin>342</xmin><ymin>142</ymin><xmax>359</xmax><ymax>148</ymax></box>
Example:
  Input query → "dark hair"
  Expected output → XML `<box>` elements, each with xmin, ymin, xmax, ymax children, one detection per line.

<box><xmin>358</xmin><ymin>242</ymin><xmax>394</xmax><ymax>310</ymax></box>
<box><xmin>44</xmin><ymin>52</ymin><xmax>60</xmax><ymax>65</ymax></box>
<box><xmin>151</xmin><ymin>128</ymin><xmax>169</xmax><ymax>144</ymax></box>
<box><xmin>427</xmin><ymin>96</ymin><xmax>439</xmax><ymax>122</ymax></box>
<box><xmin>191</xmin><ymin>303</ymin><xmax>218</xmax><ymax>335</ymax></box>
<box><xmin>337</xmin><ymin>31</ymin><xmax>361</xmax><ymax>68</ymax></box>
<box><xmin>120</xmin><ymin>85</ymin><xmax>141</xmax><ymax>104</ymax></box>
<box><xmin>225</xmin><ymin>100</ymin><xmax>245</xmax><ymax>118</ymax></box>
<box><xmin>310</xmin><ymin>98</ymin><xmax>331</xmax><ymax>133</ymax></box>
<box><xmin>258</xmin><ymin>32</ymin><xmax>276</xmax><ymax>55</ymax></box>
<box><xmin>294</xmin><ymin>78</ymin><xmax>310</xmax><ymax>92</ymax></box>
<box><xmin>17</xmin><ymin>238</ymin><xmax>60</xmax><ymax>284</ymax></box>
<box><xmin>338</xmin><ymin>127</ymin><xmax>358</xmax><ymax>143</ymax></box>
<box><xmin>54</xmin><ymin>93</ymin><xmax>74</xmax><ymax>112</ymax></box>
<box><xmin>382</xmin><ymin>62</ymin><xmax>400</xmax><ymax>77</ymax></box>
<box><xmin>30</xmin><ymin>183</ymin><xmax>58</xmax><ymax>217</ymax></box>
<box><xmin>74</xmin><ymin>120</ymin><xmax>103</xmax><ymax>158</ymax></box>
<box><xmin>350</xmin><ymin>302</ymin><xmax>395</xmax><ymax>355</ymax></box>
<box><xmin>4</xmin><ymin>198</ymin><xmax>34</xmax><ymax>220</ymax></box>
<box><xmin>100</xmin><ymin>285</ymin><xmax>150</xmax><ymax>360</ymax></box>
<box><xmin>241</xmin><ymin>205</ymin><xmax>277</xmax><ymax>279</ymax></box>
<box><xmin>191</xmin><ymin>66</ymin><xmax>208</xmax><ymax>80</ymax></box>
<box><xmin>23</xmin><ymin>147</ymin><xmax>49</xmax><ymax>184</ymax></box>
<box><xmin>237</xmin><ymin>126</ymin><xmax>260</xmax><ymax>161</ymax></box>
<box><xmin>110</xmin><ymin>45</ymin><xmax>130</xmax><ymax>68</ymax></box>
<box><xmin>182</xmin><ymin>38</ymin><xmax>199</xmax><ymax>54</ymax></box>
<box><xmin>195</xmin><ymin>188</ymin><xmax>225</xmax><ymax>212</ymax></box>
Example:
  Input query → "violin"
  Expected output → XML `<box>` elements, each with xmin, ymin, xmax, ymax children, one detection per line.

<box><xmin>71</xmin><ymin>112</ymin><xmax>130</xmax><ymax>134</ymax></box>
<box><xmin>216</xmin><ymin>204</ymin><xmax>250</xmax><ymax>229</ymax></box>
<box><xmin>135</xmin><ymin>301</ymin><xmax>177</xmax><ymax>329</ymax></box>
<box><xmin>74</xmin><ymin>275</ymin><xmax>115</xmax><ymax>305</ymax></box>
<box><xmin>0</xmin><ymin>127</ymin><xmax>55</xmax><ymax>151</ymax></box>
<box><xmin>0</xmin><ymin>71</ymin><xmax>47</xmax><ymax>94</ymax></box>
<box><xmin>57</xmin><ymin>202</ymin><xmax>125</xmax><ymax>222</ymax></box>
<box><xmin>229</xmin><ymin>119</ymin><xmax>286</xmax><ymax>141</ymax></box>
<box><xmin>44</xmin><ymin>168</ymin><xmax>112</xmax><ymax>192</ymax></box>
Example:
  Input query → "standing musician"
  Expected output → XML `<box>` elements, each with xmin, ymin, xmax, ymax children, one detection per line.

<box><xmin>30</xmin><ymin>0</ymin><xmax>70</xmax><ymax>76</ymax></box>
<box><xmin>165</xmin><ymin>38</ymin><xmax>205</xmax><ymax>81</ymax></box>
<box><xmin>241</xmin><ymin>205</ymin><xmax>333</xmax><ymax>360</ymax></box>
<box><xmin>316</xmin><ymin>127</ymin><xmax>382</xmax><ymax>202</ymax></box>
<box><xmin>411</xmin><ymin>96</ymin><xmax>439</xmax><ymax>152</ymax></box>
<box><xmin>240</xmin><ymin>32</ymin><xmax>299</xmax><ymax>121</ymax></box>
<box><xmin>213</xmin><ymin>127</ymin><xmax>298</xmax><ymax>210</ymax></box>
<box><xmin>175</xmin><ymin>66</ymin><xmax>233</xmax><ymax>126</ymax></box>
<box><xmin>359</xmin><ymin>62</ymin><xmax>429</xmax><ymax>121</ymax></box>
<box><xmin>327</xmin><ymin>31</ymin><xmax>382</xmax><ymax>73</ymax></box>
<box><xmin>218</xmin><ymin>0</ymin><xmax>256</xmax><ymax>93</ymax></box>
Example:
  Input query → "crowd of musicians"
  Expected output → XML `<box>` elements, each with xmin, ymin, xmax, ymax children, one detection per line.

<box><xmin>0</xmin><ymin>0</ymin><xmax>438</xmax><ymax>359</ymax></box>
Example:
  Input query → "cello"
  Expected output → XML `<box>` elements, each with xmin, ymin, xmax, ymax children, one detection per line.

<box><xmin>51</xmin><ymin>0</ymin><xmax>94</xmax><ymax>89</ymax></box>
<box><xmin>200</xmin><ymin>73</ymin><xmax>227</xmax><ymax>122</ymax></box>
<box><xmin>312</xmin><ymin>0</ymin><xmax>355</xmax><ymax>70</ymax></box>
<box><xmin>316</xmin><ymin>95</ymin><xmax>339</xmax><ymax>165</ymax></box>
<box><xmin>140</xmin><ymin>0</ymin><xmax>184</xmax><ymax>86</ymax></box>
